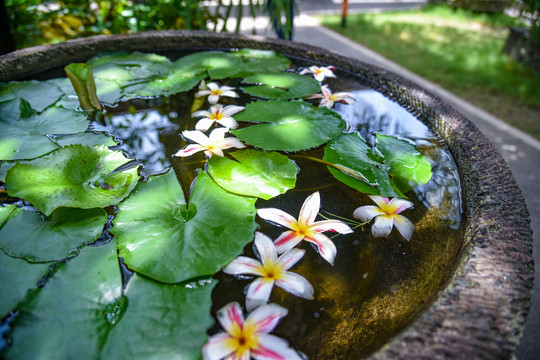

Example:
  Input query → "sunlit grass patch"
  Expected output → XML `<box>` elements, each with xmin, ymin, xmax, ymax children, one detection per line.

<box><xmin>321</xmin><ymin>4</ymin><xmax>540</xmax><ymax>139</ymax></box>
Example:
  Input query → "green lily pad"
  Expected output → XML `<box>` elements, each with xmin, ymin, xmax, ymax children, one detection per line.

<box><xmin>376</xmin><ymin>134</ymin><xmax>432</xmax><ymax>188</ymax></box>
<box><xmin>54</xmin><ymin>132</ymin><xmax>118</xmax><ymax>147</ymax></box>
<box><xmin>87</xmin><ymin>51</ymin><xmax>171</xmax><ymax>85</ymax></box>
<box><xmin>113</xmin><ymin>169</ymin><xmax>257</xmax><ymax>284</ymax></box>
<box><xmin>0</xmin><ymin>249</ymin><xmax>51</xmax><ymax>318</ymax></box>
<box><xmin>0</xmin><ymin>98</ymin><xmax>89</xmax><ymax>161</ymax></box>
<box><xmin>45</xmin><ymin>77</ymin><xmax>81</xmax><ymax>110</ymax></box>
<box><xmin>0</xmin><ymin>161</ymin><xmax>15</xmax><ymax>182</ymax></box>
<box><xmin>241</xmin><ymin>72</ymin><xmax>320</xmax><ymax>99</ymax></box>
<box><xmin>5</xmin><ymin>238</ymin><xmax>216</xmax><ymax>359</ymax></box>
<box><xmin>208</xmin><ymin>149</ymin><xmax>298</xmax><ymax>200</ymax></box>
<box><xmin>0</xmin><ymin>80</ymin><xmax>63</xmax><ymax>112</ymax></box>
<box><xmin>100</xmin><ymin>274</ymin><xmax>216</xmax><ymax>359</ymax></box>
<box><xmin>5</xmin><ymin>145</ymin><xmax>140</xmax><ymax>216</ymax></box>
<box><xmin>323</xmin><ymin>132</ymin><xmax>399</xmax><ymax>197</ymax></box>
<box><xmin>232</xmin><ymin>100</ymin><xmax>345</xmax><ymax>151</ymax></box>
<box><xmin>0</xmin><ymin>207</ymin><xmax>107</xmax><ymax>262</ymax></box>
<box><xmin>176</xmin><ymin>51</ymin><xmax>243</xmax><ymax>79</ymax></box>
<box><xmin>122</xmin><ymin>62</ymin><xmax>205</xmax><ymax>98</ymax></box>
<box><xmin>0</xmin><ymin>204</ymin><xmax>16</xmax><ymax>228</ymax></box>
<box><xmin>233</xmin><ymin>48</ymin><xmax>291</xmax><ymax>77</ymax></box>
<box><xmin>5</xmin><ymin>241</ymin><xmax>123</xmax><ymax>359</ymax></box>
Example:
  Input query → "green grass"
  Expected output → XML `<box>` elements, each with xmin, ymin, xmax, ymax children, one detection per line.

<box><xmin>321</xmin><ymin>4</ymin><xmax>540</xmax><ymax>139</ymax></box>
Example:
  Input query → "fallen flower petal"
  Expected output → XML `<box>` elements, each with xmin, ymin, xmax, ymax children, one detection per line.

<box><xmin>300</xmin><ymin>65</ymin><xmax>336</xmax><ymax>82</ymax></box>
<box><xmin>306</xmin><ymin>85</ymin><xmax>356</xmax><ymax>108</ymax></box>
<box><xmin>195</xmin><ymin>81</ymin><xmax>238</xmax><ymax>105</ymax></box>
<box><xmin>202</xmin><ymin>302</ymin><xmax>301</xmax><ymax>360</ymax></box>
<box><xmin>257</xmin><ymin>191</ymin><xmax>353</xmax><ymax>265</ymax></box>
<box><xmin>174</xmin><ymin>128</ymin><xmax>245</xmax><ymax>158</ymax></box>
<box><xmin>193</xmin><ymin>104</ymin><xmax>244</xmax><ymax>131</ymax></box>
<box><xmin>223</xmin><ymin>232</ymin><xmax>314</xmax><ymax>311</ymax></box>
<box><xmin>353</xmin><ymin>195</ymin><xmax>415</xmax><ymax>240</ymax></box>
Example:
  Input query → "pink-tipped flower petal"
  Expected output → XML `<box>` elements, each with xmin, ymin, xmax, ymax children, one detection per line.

<box><xmin>246</xmin><ymin>277</ymin><xmax>275</xmax><ymax>311</ymax></box>
<box><xmin>276</xmin><ymin>272</ymin><xmax>314</xmax><ymax>300</ymax></box>
<box><xmin>223</xmin><ymin>256</ymin><xmax>265</xmax><ymax>277</ymax></box>
<box><xmin>393</xmin><ymin>214</ymin><xmax>415</xmax><ymax>241</ymax></box>
<box><xmin>371</xmin><ymin>215</ymin><xmax>394</xmax><ymax>238</ymax></box>
<box><xmin>254</xmin><ymin>333</ymin><xmax>303</xmax><ymax>360</ymax></box>
<box><xmin>306</xmin><ymin>232</ymin><xmax>338</xmax><ymax>265</ymax></box>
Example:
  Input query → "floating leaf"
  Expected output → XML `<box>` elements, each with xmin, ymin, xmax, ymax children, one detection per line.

<box><xmin>241</xmin><ymin>72</ymin><xmax>320</xmax><ymax>99</ymax></box>
<box><xmin>376</xmin><ymin>134</ymin><xmax>432</xmax><ymax>188</ymax></box>
<box><xmin>0</xmin><ymin>249</ymin><xmax>51</xmax><ymax>318</ymax></box>
<box><xmin>122</xmin><ymin>62</ymin><xmax>205</xmax><ymax>98</ymax></box>
<box><xmin>100</xmin><ymin>274</ymin><xmax>216</xmax><ymax>359</ymax></box>
<box><xmin>323</xmin><ymin>132</ymin><xmax>399</xmax><ymax>197</ymax></box>
<box><xmin>208</xmin><ymin>149</ymin><xmax>298</xmax><ymax>199</ymax></box>
<box><xmin>0</xmin><ymin>98</ymin><xmax>89</xmax><ymax>161</ymax></box>
<box><xmin>6</xmin><ymin>145</ymin><xmax>140</xmax><ymax>216</ymax></box>
<box><xmin>65</xmin><ymin>63</ymin><xmax>103</xmax><ymax>111</ymax></box>
<box><xmin>0</xmin><ymin>204</ymin><xmax>16</xmax><ymax>228</ymax></box>
<box><xmin>233</xmin><ymin>48</ymin><xmax>291</xmax><ymax>77</ymax></box>
<box><xmin>0</xmin><ymin>161</ymin><xmax>15</xmax><ymax>182</ymax></box>
<box><xmin>0</xmin><ymin>207</ymin><xmax>107</xmax><ymax>262</ymax></box>
<box><xmin>87</xmin><ymin>51</ymin><xmax>171</xmax><ymax>85</ymax></box>
<box><xmin>177</xmin><ymin>51</ymin><xmax>243</xmax><ymax>79</ymax></box>
<box><xmin>5</xmin><ymin>241</ymin><xmax>123</xmax><ymax>359</ymax></box>
<box><xmin>113</xmin><ymin>169</ymin><xmax>257</xmax><ymax>284</ymax></box>
<box><xmin>232</xmin><ymin>100</ymin><xmax>345</xmax><ymax>151</ymax></box>
<box><xmin>0</xmin><ymin>80</ymin><xmax>63</xmax><ymax>112</ymax></box>
<box><xmin>54</xmin><ymin>132</ymin><xmax>117</xmax><ymax>147</ymax></box>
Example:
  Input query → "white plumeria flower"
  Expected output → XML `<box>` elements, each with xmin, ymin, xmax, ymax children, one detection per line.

<box><xmin>300</xmin><ymin>65</ymin><xmax>336</xmax><ymax>82</ymax></box>
<box><xmin>195</xmin><ymin>81</ymin><xmax>238</xmax><ymax>105</ymax></box>
<box><xmin>257</xmin><ymin>191</ymin><xmax>353</xmax><ymax>265</ymax></box>
<box><xmin>192</xmin><ymin>104</ymin><xmax>244</xmax><ymax>132</ymax></box>
<box><xmin>202</xmin><ymin>302</ymin><xmax>302</xmax><ymax>360</ymax></box>
<box><xmin>353</xmin><ymin>195</ymin><xmax>415</xmax><ymax>241</ymax></box>
<box><xmin>306</xmin><ymin>85</ymin><xmax>356</xmax><ymax>108</ymax></box>
<box><xmin>224</xmin><ymin>232</ymin><xmax>314</xmax><ymax>311</ymax></box>
<box><xmin>174</xmin><ymin>127</ymin><xmax>245</xmax><ymax>158</ymax></box>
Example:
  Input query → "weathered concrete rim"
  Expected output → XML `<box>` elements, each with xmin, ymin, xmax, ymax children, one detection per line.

<box><xmin>0</xmin><ymin>30</ymin><xmax>534</xmax><ymax>359</ymax></box>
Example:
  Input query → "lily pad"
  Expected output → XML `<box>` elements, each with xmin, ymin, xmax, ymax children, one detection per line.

<box><xmin>5</xmin><ymin>145</ymin><xmax>140</xmax><ymax>216</ymax></box>
<box><xmin>0</xmin><ymin>207</ymin><xmax>107</xmax><ymax>262</ymax></box>
<box><xmin>241</xmin><ymin>72</ymin><xmax>320</xmax><ymax>99</ymax></box>
<box><xmin>376</xmin><ymin>134</ymin><xmax>432</xmax><ymax>188</ymax></box>
<box><xmin>232</xmin><ymin>100</ymin><xmax>345</xmax><ymax>151</ymax></box>
<box><xmin>0</xmin><ymin>98</ymin><xmax>89</xmax><ymax>161</ymax></box>
<box><xmin>0</xmin><ymin>161</ymin><xmax>15</xmax><ymax>182</ymax></box>
<box><xmin>0</xmin><ymin>80</ymin><xmax>63</xmax><ymax>112</ymax></box>
<box><xmin>100</xmin><ymin>274</ymin><xmax>216</xmax><ymax>359</ymax></box>
<box><xmin>233</xmin><ymin>48</ymin><xmax>291</xmax><ymax>77</ymax></box>
<box><xmin>208</xmin><ymin>149</ymin><xmax>298</xmax><ymax>200</ymax></box>
<box><xmin>4</xmin><ymin>241</ymin><xmax>123</xmax><ymax>359</ymax></box>
<box><xmin>323</xmin><ymin>132</ymin><xmax>399</xmax><ymax>197</ymax></box>
<box><xmin>0</xmin><ymin>249</ymin><xmax>51</xmax><ymax>318</ymax></box>
<box><xmin>87</xmin><ymin>51</ymin><xmax>171</xmax><ymax>85</ymax></box>
<box><xmin>0</xmin><ymin>204</ymin><xmax>16</xmax><ymax>228</ymax></box>
<box><xmin>54</xmin><ymin>132</ymin><xmax>118</xmax><ymax>147</ymax></box>
<box><xmin>113</xmin><ymin>169</ymin><xmax>257</xmax><ymax>284</ymax></box>
<box><xmin>176</xmin><ymin>51</ymin><xmax>243</xmax><ymax>79</ymax></box>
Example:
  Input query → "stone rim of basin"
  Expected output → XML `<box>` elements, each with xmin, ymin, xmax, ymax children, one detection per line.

<box><xmin>0</xmin><ymin>30</ymin><xmax>533</xmax><ymax>359</ymax></box>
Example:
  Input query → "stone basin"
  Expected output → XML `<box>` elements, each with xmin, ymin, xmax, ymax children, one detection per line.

<box><xmin>0</xmin><ymin>30</ymin><xmax>534</xmax><ymax>359</ymax></box>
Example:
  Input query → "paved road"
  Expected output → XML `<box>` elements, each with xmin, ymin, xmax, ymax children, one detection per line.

<box><xmin>242</xmin><ymin>4</ymin><xmax>540</xmax><ymax>358</ymax></box>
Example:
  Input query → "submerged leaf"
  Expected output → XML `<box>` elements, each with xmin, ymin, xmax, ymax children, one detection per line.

<box><xmin>208</xmin><ymin>149</ymin><xmax>298</xmax><ymax>200</ymax></box>
<box><xmin>54</xmin><ymin>132</ymin><xmax>118</xmax><ymax>147</ymax></box>
<box><xmin>0</xmin><ymin>98</ymin><xmax>89</xmax><ymax>160</ymax></box>
<box><xmin>113</xmin><ymin>169</ymin><xmax>257</xmax><ymax>283</ymax></box>
<box><xmin>241</xmin><ymin>72</ymin><xmax>320</xmax><ymax>99</ymax></box>
<box><xmin>0</xmin><ymin>207</ymin><xmax>107</xmax><ymax>262</ymax></box>
<box><xmin>232</xmin><ymin>100</ymin><xmax>345</xmax><ymax>151</ymax></box>
<box><xmin>5</xmin><ymin>145</ymin><xmax>140</xmax><ymax>216</ymax></box>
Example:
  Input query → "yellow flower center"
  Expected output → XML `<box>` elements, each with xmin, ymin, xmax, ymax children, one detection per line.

<box><xmin>262</xmin><ymin>261</ymin><xmax>284</xmax><ymax>281</ymax></box>
<box><xmin>226</xmin><ymin>323</ymin><xmax>259</xmax><ymax>357</ymax></box>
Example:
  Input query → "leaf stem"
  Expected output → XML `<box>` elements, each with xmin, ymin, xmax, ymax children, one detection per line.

<box><xmin>290</xmin><ymin>155</ymin><xmax>379</xmax><ymax>187</ymax></box>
